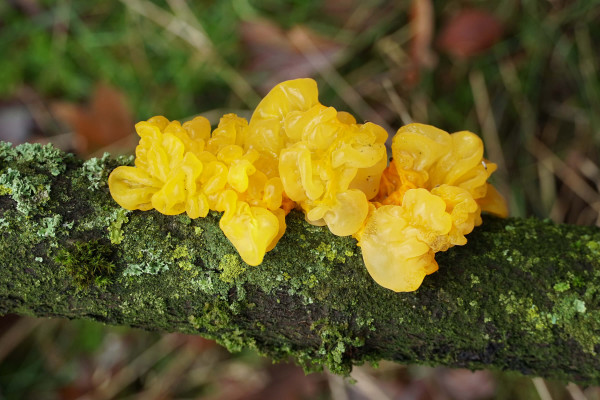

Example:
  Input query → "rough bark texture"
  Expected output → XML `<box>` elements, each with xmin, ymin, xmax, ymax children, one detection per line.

<box><xmin>1</xmin><ymin>142</ymin><xmax>600</xmax><ymax>384</ymax></box>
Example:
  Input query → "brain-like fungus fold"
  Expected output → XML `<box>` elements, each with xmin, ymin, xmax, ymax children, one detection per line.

<box><xmin>355</xmin><ymin>123</ymin><xmax>508</xmax><ymax>291</ymax></box>
<box><xmin>108</xmin><ymin>78</ymin><xmax>507</xmax><ymax>291</ymax></box>
<box><xmin>109</xmin><ymin>113</ymin><xmax>288</xmax><ymax>266</ymax></box>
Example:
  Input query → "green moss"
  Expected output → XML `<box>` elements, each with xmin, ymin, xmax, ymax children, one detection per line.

<box><xmin>172</xmin><ymin>245</ymin><xmax>190</xmax><ymax>259</ymax></box>
<box><xmin>307</xmin><ymin>319</ymin><xmax>365</xmax><ymax>375</ymax></box>
<box><xmin>586</xmin><ymin>240</ymin><xmax>600</xmax><ymax>256</ymax></box>
<box><xmin>312</xmin><ymin>242</ymin><xmax>348</xmax><ymax>263</ymax></box>
<box><xmin>3</xmin><ymin>145</ymin><xmax>600</xmax><ymax>384</ymax></box>
<box><xmin>171</xmin><ymin>244</ymin><xmax>196</xmax><ymax>271</ymax></box>
<box><xmin>188</xmin><ymin>301</ymin><xmax>250</xmax><ymax>354</ymax></box>
<box><xmin>0</xmin><ymin>185</ymin><xmax>11</xmax><ymax>196</ymax></box>
<box><xmin>176</xmin><ymin>214</ymin><xmax>192</xmax><ymax>225</ymax></box>
<box><xmin>547</xmin><ymin>293</ymin><xmax>599</xmax><ymax>354</ymax></box>
<box><xmin>54</xmin><ymin>240</ymin><xmax>116</xmax><ymax>289</ymax></box>
<box><xmin>219</xmin><ymin>254</ymin><xmax>246</xmax><ymax>283</ymax></box>
<box><xmin>108</xmin><ymin>208</ymin><xmax>130</xmax><ymax>244</ymax></box>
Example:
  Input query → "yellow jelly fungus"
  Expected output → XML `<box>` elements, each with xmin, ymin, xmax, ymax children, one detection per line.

<box><xmin>109</xmin><ymin>112</ymin><xmax>291</xmax><ymax>266</ymax></box>
<box><xmin>245</xmin><ymin>78</ymin><xmax>321</xmax><ymax>178</ymax></box>
<box><xmin>108</xmin><ymin>79</ymin><xmax>507</xmax><ymax>292</ymax></box>
<box><xmin>356</xmin><ymin>123</ymin><xmax>508</xmax><ymax>292</ymax></box>
<box><xmin>276</xmin><ymin>100</ymin><xmax>388</xmax><ymax>236</ymax></box>
<box><xmin>217</xmin><ymin>189</ymin><xmax>280</xmax><ymax>266</ymax></box>
<box><xmin>359</xmin><ymin>188</ymin><xmax>453</xmax><ymax>292</ymax></box>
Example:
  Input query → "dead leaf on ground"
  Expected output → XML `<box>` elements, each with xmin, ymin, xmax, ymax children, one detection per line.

<box><xmin>240</xmin><ymin>19</ymin><xmax>343</xmax><ymax>92</ymax></box>
<box><xmin>178</xmin><ymin>334</ymin><xmax>219</xmax><ymax>353</ymax></box>
<box><xmin>51</xmin><ymin>84</ymin><xmax>135</xmax><ymax>157</ymax></box>
<box><xmin>437</xmin><ymin>9</ymin><xmax>503</xmax><ymax>58</ymax></box>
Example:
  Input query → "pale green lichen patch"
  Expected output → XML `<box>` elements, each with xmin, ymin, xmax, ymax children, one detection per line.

<box><xmin>0</xmin><ymin>168</ymin><xmax>50</xmax><ymax>215</ymax></box>
<box><xmin>1</xmin><ymin>142</ymin><xmax>68</xmax><ymax>176</ymax></box>
<box><xmin>80</xmin><ymin>153</ymin><xmax>111</xmax><ymax>190</ymax></box>
<box><xmin>574</xmin><ymin>299</ymin><xmax>586</xmax><ymax>313</ymax></box>
<box><xmin>0</xmin><ymin>141</ymin><xmax>13</xmax><ymax>158</ymax></box>
<box><xmin>37</xmin><ymin>214</ymin><xmax>62</xmax><ymax>239</ymax></box>
<box><xmin>123</xmin><ymin>247</ymin><xmax>171</xmax><ymax>276</ymax></box>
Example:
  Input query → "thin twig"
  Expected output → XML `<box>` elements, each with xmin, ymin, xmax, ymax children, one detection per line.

<box><xmin>382</xmin><ymin>78</ymin><xmax>413</xmax><ymax>125</ymax></box>
<box><xmin>529</xmin><ymin>137</ymin><xmax>600</xmax><ymax>215</ymax></box>
<box><xmin>469</xmin><ymin>70</ymin><xmax>508</xmax><ymax>175</ymax></box>
<box><xmin>351</xmin><ymin>366</ymin><xmax>394</xmax><ymax>400</ymax></box>
<box><xmin>289</xmin><ymin>28</ymin><xmax>393</xmax><ymax>134</ymax></box>
<box><xmin>118</xmin><ymin>0</ymin><xmax>260</xmax><ymax>108</ymax></box>
<box><xmin>532</xmin><ymin>377</ymin><xmax>554</xmax><ymax>400</ymax></box>
<box><xmin>566</xmin><ymin>382</ymin><xmax>589</xmax><ymax>400</ymax></box>
<box><xmin>81</xmin><ymin>334</ymin><xmax>183</xmax><ymax>400</ymax></box>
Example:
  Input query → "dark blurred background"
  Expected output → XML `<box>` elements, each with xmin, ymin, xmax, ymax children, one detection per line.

<box><xmin>1</xmin><ymin>0</ymin><xmax>600</xmax><ymax>398</ymax></box>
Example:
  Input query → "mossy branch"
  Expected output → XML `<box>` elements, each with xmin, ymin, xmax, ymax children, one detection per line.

<box><xmin>1</xmin><ymin>142</ymin><xmax>600</xmax><ymax>384</ymax></box>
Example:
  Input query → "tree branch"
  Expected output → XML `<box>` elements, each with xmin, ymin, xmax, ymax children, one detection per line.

<box><xmin>1</xmin><ymin>142</ymin><xmax>600</xmax><ymax>384</ymax></box>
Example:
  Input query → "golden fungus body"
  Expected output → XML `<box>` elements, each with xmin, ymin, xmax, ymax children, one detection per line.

<box><xmin>108</xmin><ymin>79</ymin><xmax>507</xmax><ymax>291</ymax></box>
<box><xmin>356</xmin><ymin>123</ymin><xmax>508</xmax><ymax>291</ymax></box>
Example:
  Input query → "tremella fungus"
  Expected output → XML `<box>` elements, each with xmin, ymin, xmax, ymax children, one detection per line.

<box><xmin>108</xmin><ymin>78</ymin><xmax>507</xmax><ymax>292</ymax></box>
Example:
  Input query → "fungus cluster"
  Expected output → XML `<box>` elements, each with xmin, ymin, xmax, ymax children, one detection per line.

<box><xmin>109</xmin><ymin>78</ymin><xmax>507</xmax><ymax>292</ymax></box>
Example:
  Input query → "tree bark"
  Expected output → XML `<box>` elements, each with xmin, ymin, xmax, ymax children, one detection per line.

<box><xmin>1</xmin><ymin>142</ymin><xmax>600</xmax><ymax>384</ymax></box>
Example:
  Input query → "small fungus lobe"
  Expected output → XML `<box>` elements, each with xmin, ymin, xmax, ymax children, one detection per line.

<box><xmin>108</xmin><ymin>78</ymin><xmax>507</xmax><ymax>290</ymax></box>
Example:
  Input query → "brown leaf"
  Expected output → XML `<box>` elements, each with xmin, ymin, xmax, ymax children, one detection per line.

<box><xmin>437</xmin><ymin>9</ymin><xmax>503</xmax><ymax>58</ymax></box>
<box><xmin>240</xmin><ymin>20</ymin><xmax>343</xmax><ymax>92</ymax></box>
<box><xmin>52</xmin><ymin>84</ymin><xmax>134</xmax><ymax>156</ymax></box>
<box><xmin>179</xmin><ymin>334</ymin><xmax>219</xmax><ymax>353</ymax></box>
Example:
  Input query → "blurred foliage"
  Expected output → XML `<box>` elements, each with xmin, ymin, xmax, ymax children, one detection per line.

<box><xmin>1</xmin><ymin>0</ymin><xmax>600</xmax><ymax>398</ymax></box>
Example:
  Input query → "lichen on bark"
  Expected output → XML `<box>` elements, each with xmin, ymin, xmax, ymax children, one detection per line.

<box><xmin>1</xmin><ymin>142</ymin><xmax>600</xmax><ymax>383</ymax></box>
